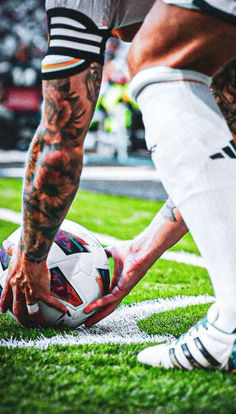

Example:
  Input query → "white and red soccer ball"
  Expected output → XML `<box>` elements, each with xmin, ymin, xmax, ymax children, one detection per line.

<box><xmin>0</xmin><ymin>220</ymin><xmax>110</xmax><ymax>328</ymax></box>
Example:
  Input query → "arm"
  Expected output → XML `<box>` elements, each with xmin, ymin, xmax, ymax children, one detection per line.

<box><xmin>0</xmin><ymin>63</ymin><xmax>103</xmax><ymax>326</ymax></box>
<box><xmin>84</xmin><ymin>200</ymin><xmax>188</xmax><ymax>326</ymax></box>
<box><xmin>84</xmin><ymin>59</ymin><xmax>236</xmax><ymax>327</ymax></box>
<box><xmin>22</xmin><ymin>64</ymin><xmax>102</xmax><ymax>261</ymax></box>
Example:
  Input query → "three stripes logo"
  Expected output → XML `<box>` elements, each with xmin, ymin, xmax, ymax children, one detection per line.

<box><xmin>169</xmin><ymin>337</ymin><xmax>220</xmax><ymax>370</ymax></box>
<box><xmin>210</xmin><ymin>139</ymin><xmax>236</xmax><ymax>160</ymax></box>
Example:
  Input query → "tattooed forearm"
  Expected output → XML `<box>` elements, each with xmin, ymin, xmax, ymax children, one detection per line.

<box><xmin>212</xmin><ymin>59</ymin><xmax>236</xmax><ymax>135</ymax></box>
<box><xmin>22</xmin><ymin>63</ymin><xmax>103</xmax><ymax>262</ymax></box>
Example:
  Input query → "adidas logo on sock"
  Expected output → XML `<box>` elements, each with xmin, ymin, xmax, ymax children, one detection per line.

<box><xmin>210</xmin><ymin>140</ymin><xmax>236</xmax><ymax>160</ymax></box>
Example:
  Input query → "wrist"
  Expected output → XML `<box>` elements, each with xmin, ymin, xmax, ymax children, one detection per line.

<box><xmin>23</xmin><ymin>252</ymin><xmax>47</xmax><ymax>265</ymax></box>
<box><xmin>19</xmin><ymin>236</ymin><xmax>48</xmax><ymax>264</ymax></box>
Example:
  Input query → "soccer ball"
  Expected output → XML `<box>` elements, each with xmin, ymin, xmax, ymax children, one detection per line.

<box><xmin>0</xmin><ymin>220</ymin><xmax>110</xmax><ymax>328</ymax></box>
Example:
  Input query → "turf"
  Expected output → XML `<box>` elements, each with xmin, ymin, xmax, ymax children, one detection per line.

<box><xmin>0</xmin><ymin>220</ymin><xmax>19</xmax><ymax>242</ymax></box>
<box><xmin>0</xmin><ymin>178</ymin><xmax>199</xmax><ymax>254</ymax></box>
<box><xmin>1</xmin><ymin>344</ymin><xmax>236</xmax><ymax>414</ymax></box>
<box><xmin>0</xmin><ymin>178</ymin><xmax>235</xmax><ymax>414</ymax></box>
<box><xmin>138</xmin><ymin>303</ymin><xmax>211</xmax><ymax>337</ymax></box>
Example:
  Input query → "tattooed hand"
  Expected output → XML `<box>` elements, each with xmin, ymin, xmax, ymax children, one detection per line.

<box><xmin>0</xmin><ymin>251</ymin><xmax>67</xmax><ymax>327</ymax></box>
<box><xmin>0</xmin><ymin>63</ymin><xmax>103</xmax><ymax>325</ymax></box>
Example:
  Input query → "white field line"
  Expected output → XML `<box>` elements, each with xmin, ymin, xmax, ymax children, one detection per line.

<box><xmin>0</xmin><ymin>295</ymin><xmax>214</xmax><ymax>349</ymax></box>
<box><xmin>0</xmin><ymin>208</ymin><xmax>22</xmax><ymax>225</ymax></box>
<box><xmin>0</xmin><ymin>208</ymin><xmax>205</xmax><ymax>268</ymax></box>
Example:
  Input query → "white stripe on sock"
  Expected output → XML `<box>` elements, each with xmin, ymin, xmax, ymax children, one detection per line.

<box><xmin>51</xmin><ymin>28</ymin><xmax>102</xmax><ymax>43</ymax></box>
<box><xmin>50</xmin><ymin>39</ymin><xmax>100</xmax><ymax>54</ymax></box>
<box><xmin>51</xmin><ymin>16</ymin><xmax>86</xmax><ymax>29</ymax></box>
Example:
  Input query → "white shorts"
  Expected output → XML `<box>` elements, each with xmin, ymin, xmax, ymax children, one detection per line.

<box><xmin>164</xmin><ymin>0</ymin><xmax>236</xmax><ymax>24</ymax></box>
<box><xmin>42</xmin><ymin>0</ymin><xmax>155</xmax><ymax>79</ymax></box>
<box><xmin>42</xmin><ymin>0</ymin><xmax>236</xmax><ymax>80</ymax></box>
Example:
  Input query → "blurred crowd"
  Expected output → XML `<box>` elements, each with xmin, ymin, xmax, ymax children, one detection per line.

<box><xmin>0</xmin><ymin>0</ymin><xmax>46</xmax><ymax>68</ymax></box>
<box><xmin>0</xmin><ymin>0</ymin><xmax>146</xmax><ymax>157</ymax></box>
<box><xmin>0</xmin><ymin>0</ymin><xmax>46</xmax><ymax>150</ymax></box>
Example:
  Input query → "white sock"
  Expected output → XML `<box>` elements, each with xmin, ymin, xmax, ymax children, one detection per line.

<box><xmin>129</xmin><ymin>66</ymin><xmax>236</xmax><ymax>333</ymax></box>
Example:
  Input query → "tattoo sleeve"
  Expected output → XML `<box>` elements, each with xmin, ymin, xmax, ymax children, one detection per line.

<box><xmin>22</xmin><ymin>63</ymin><xmax>102</xmax><ymax>262</ymax></box>
<box><xmin>212</xmin><ymin>59</ymin><xmax>236</xmax><ymax>135</ymax></box>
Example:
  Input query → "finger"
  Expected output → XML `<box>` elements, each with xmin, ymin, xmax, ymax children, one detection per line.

<box><xmin>38</xmin><ymin>293</ymin><xmax>67</xmax><ymax>314</ymax></box>
<box><xmin>0</xmin><ymin>280</ymin><xmax>13</xmax><ymax>313</ymax></box>
<box><xmin>110</xmin><ymin>274</ymin><xmax>119</xmax><ymax>292</ymax></box>
<box><xmin>84</xmin><ymin>293</ymin><xmax>117</xmax><ymax>314</ymax></box>
<box><xmin>110</xmin><ymin>259</ymin><xmax>123</xmax><ymax>291</ymax></box>
<box><xmin>21</xmin><ymin>285</ymin><xmax>45</xmax><ymax>327</ymax></box>
<box><xmin>25</xmin><ymin>302</ymin><xmax>47</xmax><ymax>329</ymax></box>
<box><xmin>85</xmin><ymin>303</ymin><xmax>117</xmax><ymax>327</ymax></box>
<box><xmin>29</xmin><ymin>310</ymin><xmax>48</xmax><ymax>328</ymax></box>
<box><xmin>104</xmin><ymin>246</ymin><xmax>113</xmax><ymax>258</ymax></box>
<box><xmin>12</xmin><ymin>285</ymin><xmax>31</xmax><ymax>327</ymax></box>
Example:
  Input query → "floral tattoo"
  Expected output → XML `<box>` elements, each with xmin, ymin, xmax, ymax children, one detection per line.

<box><xmin>22</xmin><ymin>63</ymin><xmax>102</xmax><ymax>262</ymax></box>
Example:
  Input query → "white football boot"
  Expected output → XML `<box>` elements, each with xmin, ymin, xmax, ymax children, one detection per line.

<box><xmin>138</xmin><ymin>304</ymin><xmax>236</xmax><ymax>372</ymax></box>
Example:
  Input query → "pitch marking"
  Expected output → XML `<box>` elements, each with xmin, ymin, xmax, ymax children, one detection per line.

<box><xmin>0</xmin><ymin>209</ymin><xmax>209</xmax><ymax>348</ymax></box>
<box><xmin>0</xmin><ymin>295</ymin><xmax>214</xmax><ymax>348</ymax></box>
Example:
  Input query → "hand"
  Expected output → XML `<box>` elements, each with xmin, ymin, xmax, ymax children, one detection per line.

<box><xmin>0</xmin><ymin>244</ymin><xmax>67</xmax><ymax>327</ymax></box>
<box><xmin>84</xmin><ymin>240</ymin><xmax>152</xmax><ymax>327</ymax></box>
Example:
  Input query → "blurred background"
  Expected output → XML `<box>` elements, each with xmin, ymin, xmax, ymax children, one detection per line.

<box><xmin>0</xmin><ymin>0</ymin><xmax>148</xmax><ymax>163</ymax></box>
<box><xmin>1</xmin><ymin>1</ymin><xmax>235</xmax><ymax>200</ymax></box>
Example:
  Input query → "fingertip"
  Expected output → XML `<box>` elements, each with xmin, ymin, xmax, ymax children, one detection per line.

<box><xmin>29</xmin><ymin>311</ymin><xmax>48</xmax><ymax>328</ymax></box>
<box><xmin>88</xmin><ymin>303</ymin><xmax>117</xmax><ymax>327</ymax></box>
<box><xmin>84</xmin><ymin>304</ymin><xmax>96</xmax><ymax>314</ymax></box>
<box><xmin>104</xmin><ymin>247</ymin><xmax>112</xmax><ymax>258</ymax></box>
<box><xmin>43</xmin><ymin>295</ymin><xmax>67</xmax><ymax>314</ymax></box>
<box><xmin>0</xmin><ymin>304</ymin><xmax>7</xmax><ymax>314</ymax></box>
<box><xmin>84</xmin><ymin>313</ymin><xmax>102</xmax><ymax>327</ymax></box>
<box><xmin>0</xmin><ymin>294</ymin><xmax>12</xmax><ymax>313</ymax></box>
<box><xmin>57</xmin><ymin>303</ymin><xmax>67</xmax><ymax>314</ymax></box>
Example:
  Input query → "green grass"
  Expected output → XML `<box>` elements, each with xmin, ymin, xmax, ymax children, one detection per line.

<box><xmin>0</xmin><ymin>178</ymin><xmax>199</xmax><ymax>254</ymax></box>
<box><xmin>0</xmin><ymin>178</ymin><xmax>235</xmax><ymax>414</ymax></box>
<box><xmin>138</xmin><ymin>304</ymin><xmax>211</xmax><ymax>337</ymax></box>
<box><xmin>0</xmin><ymin>220</ymin><xmax>19</xmax><ymax>242</ymax></box>
<box><xmin>124</xmin><ymin>260</ymin><xmax>212</xmax><ymax>304</ymax></box>
<box><xmin>0</xmin><ymin>344</ymin><xmax>236</xmax><ymax>414</ymax></box>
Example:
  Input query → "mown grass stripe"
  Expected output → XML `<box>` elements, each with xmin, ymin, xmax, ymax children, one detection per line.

<box><xmin>0</xmin><ymin>209</ymin><xmax>205</xmax><ymax>267</ymax></box>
